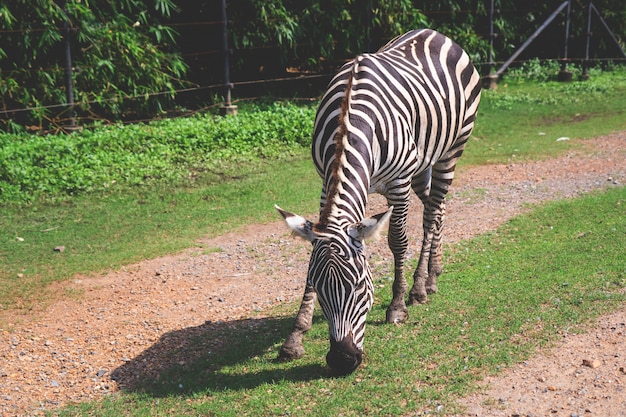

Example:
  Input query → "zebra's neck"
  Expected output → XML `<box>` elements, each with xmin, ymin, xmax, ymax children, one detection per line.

<box><xmin>318</xmin><ymin>60</ymin><xmax>371</xmax><ymax>229</ymax></box>
<box><xmin>319</xmin><ymin>135</ymin><xmax>371</xmax><ymax>229</ymax></box>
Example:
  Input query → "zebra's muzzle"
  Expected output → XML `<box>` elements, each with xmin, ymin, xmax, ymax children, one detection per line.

<box><xmin>326</xmin><ymin>335</ymin><xmax>363</xmax><ymax>375</ymax></box>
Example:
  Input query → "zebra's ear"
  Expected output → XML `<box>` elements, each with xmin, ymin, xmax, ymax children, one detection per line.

<box><xmin>348</xmin><ymin>206</ymin><xmax>394</xmax><ymax>242</ymax></box>
<box><xmin>275</xmin><ymin>205</ymin><xmax>318</xmax><ymax>242</ymax></box>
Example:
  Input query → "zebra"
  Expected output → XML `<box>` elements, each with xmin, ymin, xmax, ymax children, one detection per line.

<box><xmin>275</xmin><ymin>29</ymin><xmax>481</xmax><ymax>375</ymax></box>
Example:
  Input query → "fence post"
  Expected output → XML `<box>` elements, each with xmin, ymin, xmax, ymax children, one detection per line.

<box><xmin>219</xmin><ymin>0</ymin><xmax>237</xmax><ymax>116</ymax></box>
<box><xmin>60</xmin><ymin>0</ymin><xmax>77</xmax><ymax>128</ymax></box>
<box><xmin>365</xmin><ymin>0</ymin><xmax>372</xmax><ymax>53</ymax></box>
<box><xmin>481</xmin><ymin>0</ymin><xmax>498</xmax><ymax>89</ymax></box>
<box><xmin>582</xmin><ymin>0</ymin><xmax>593</xmax><ymax>79</ymax></box>
<box><xmin>589</xmin><ymin>2</ymin><xmax>626</xmax><ymax>62</ymax></box>
<box><xmin>558</xmin><ymin>0</ymin><xmax>573</xmax><ymax>81</ymax></box>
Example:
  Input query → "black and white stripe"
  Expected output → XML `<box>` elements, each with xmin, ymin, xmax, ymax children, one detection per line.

<box><xmin>277</xmin><ymin>29</ymin><xmax>481</xmax><ymax>374</ymax></box>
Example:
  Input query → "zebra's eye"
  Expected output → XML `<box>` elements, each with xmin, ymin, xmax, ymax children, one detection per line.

<box><xmin>350</xmin><ymin>236</ymin><xmax>363</xmax><ymax>250</ymax></box>
<box><xmin>355</xmin><ymin>280</ymin><xmax>366</xmax><ymax>290</ymax></box>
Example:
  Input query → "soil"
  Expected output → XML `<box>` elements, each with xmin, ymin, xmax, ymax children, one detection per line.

<box><xmin>1</xmin><ymin>132</ymin><xmax>625</xmax><ymax>417</ymax></box>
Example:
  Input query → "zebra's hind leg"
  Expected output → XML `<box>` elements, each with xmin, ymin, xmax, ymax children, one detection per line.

<box><xmin>408</xmin><ymin>164</ymin><xmax>450</xmax><ymax>305</ymax></box>
<box><xmin>385</xmin><ymin>196</ymin><xmax>411</xmax><ymax>324</ymax></box>
<box><xmin>408</xmin><ymin>208</ymin><xmax>438</xmax><ymax>305</ymax></box>
<box><xmin>278</xmin><ymin>284</ymin><xmax>317</xmax><ymax>361</ymax></box>
<box><xmin>426</xmin><ymin>212</ymin><xmax>445</xmax><ymax>295</ymax></box>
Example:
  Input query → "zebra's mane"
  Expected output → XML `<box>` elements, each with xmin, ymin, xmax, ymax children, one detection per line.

<box><xmin>318</xmin><ymin>58</ymin><xmax>358</xmax><ymax>229</ymax></box>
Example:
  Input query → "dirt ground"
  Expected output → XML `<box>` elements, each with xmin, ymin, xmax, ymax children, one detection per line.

<box><xmin>0</xmin><ymin>132</ymin><xmax>625</xmax><ymax>416</ymax></box>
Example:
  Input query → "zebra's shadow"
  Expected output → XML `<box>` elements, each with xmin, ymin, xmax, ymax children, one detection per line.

<box><xmin>111</xmin><ymin>315</ymin><xmax>329</xmax><ymax>397</ymax></box>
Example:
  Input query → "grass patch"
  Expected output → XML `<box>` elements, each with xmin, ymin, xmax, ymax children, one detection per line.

<box><xmin>0</xmin><ymin>101</ymin><xmax>316</xmax><ymax>205</ymax></box>
<box><xmin>55</xmin><ymin>186</ymin><xmax>625</xmax><ymax>416</ymax></box>
<box><xmin>466</xmin><ymin>69</ymin><xmax>626</xmax><ymax>165</ymax></box>
<box><xmin>0</xmin><ymin>156</ymin><xmax>320</xmax><ymax>315</ymax></box>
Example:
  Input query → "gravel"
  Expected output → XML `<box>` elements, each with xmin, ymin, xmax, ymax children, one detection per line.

<box><xmin>0</xmin><ymin>132</ymin><xmax>624</xmax><ymax>416</ymax></box>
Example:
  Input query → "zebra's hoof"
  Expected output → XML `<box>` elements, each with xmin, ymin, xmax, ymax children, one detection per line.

<box><xmin>277</xmin><ymin>343</ymin><xmax>305</xmax><ymax>361</ymax></box>
<box><xmin>386</xmin><ymin>308</ymin><xmax>408</xmax><ymax>324</ymax></box>
<box><xmin>426</xmin><ymin>284</ymin><xmax>438</xmax><ymax>294</ymax></box>
<box><xmin>407</xmin><ymin>294</ymin><xmax>428</xmax><ymax>305</ymax></box>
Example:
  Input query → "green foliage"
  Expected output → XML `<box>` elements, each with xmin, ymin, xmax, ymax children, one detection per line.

<box><xmin>416</xmin><ymin>0</ymin><xmax>626</xmax><ymax>68</ymax></box>
<box><xmin>465</xmin><ymin>65</ymin><xmax>626</xmax><ymax>166</ymax></box>
<box><xmin>0</xmin><ymin>102</ymin><xmax>316</xmax><ymax>204</ymax></box>
<box><xmin>228</xmin><ymin>0</ymin><xmax>626</xmax><ymax>73</ymax></box>
<box><xmin>2</xmin><ymin>66</ymin><xmax>626</xmax><ymax>205</ymax></box>
<box><xmin>0</xmin><ymin>0</ymin><xmax>187</xmax><ymax>132</ymax></box>
<box><xmin>3</xmin><ymin>1</ymin><xmax>626</xmax><ymax>132</ymax></box>
<box><xmin>229</xmin><ymin>0</ymin><xmax>428</xmax><ymax>70</ymax></box>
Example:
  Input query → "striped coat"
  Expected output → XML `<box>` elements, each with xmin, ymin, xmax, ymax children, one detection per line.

<box><xmin>277</xmin><ymin>29</ymin><xmax>481</xmax><ymax>375</ymax></box>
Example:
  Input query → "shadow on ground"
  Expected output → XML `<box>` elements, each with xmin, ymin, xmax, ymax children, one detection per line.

<box><xmin>110</xmin><ymin>314</ymin><xmax>329</xmax><ymax>397</ymax></box>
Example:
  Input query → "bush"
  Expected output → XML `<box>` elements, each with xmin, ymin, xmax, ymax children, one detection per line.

<box><xmin>0</xmin><ymin>0</ymin><xmax>187</xmax><ymax>132</ymax></box>
<box><xmin>0</xmin><ymin>102</ymin><xmax>316</xmax><ymax>204</ymax></box>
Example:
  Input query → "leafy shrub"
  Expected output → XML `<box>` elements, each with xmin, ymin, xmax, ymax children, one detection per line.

<box><xmin>229</xmin><ymin>0</ymin><xmax>429</xmax><ymax>71</ymax></box>
<box><xmin>504</xmin><ymin>59</ymin><xmax>563</xmax><ymax>82</ymax></box>
<box><xmin>482</xmin><ymin>63</ymin><xmax>626</xmax><ymax>110</ymax></box>
<box><xmin>0</xmin><ymin>102</ymin><xmax>316</xmax><ymax>204</ymax></box>
<box><xmin>0</xmin><ymin>0</ymin><xmax>187</xmax><ymax>132</ymax></box>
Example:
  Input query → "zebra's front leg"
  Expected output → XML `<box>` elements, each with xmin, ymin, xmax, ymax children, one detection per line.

<box><xmin>278</xmin><ymin>284</ymin><xmax>317</xmax><ymax>361</ymax></box>
<box><xmin>385</xmin><ymin>201</ymin><xmax>410</xmax><ymax>324</ymax></box>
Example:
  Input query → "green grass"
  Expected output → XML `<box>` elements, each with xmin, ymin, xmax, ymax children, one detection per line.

<box><xmin>0</xmin><ymin>157</ymin><xmax>320</xmax><ymax>313</ymax></box>
<box><xmin>54</xmin><ymin>186</ymin><xmax>626</xmax><ymax>416</ymax></box>
<box><xmin>465</xmin><ymin>69</ymin><xmax>626</xmax><ymax>165</ymax></box>
<box><xmin>0</xmin><ymin>101</ymin><xmax>316</xmax><ymax>204</ymax></box>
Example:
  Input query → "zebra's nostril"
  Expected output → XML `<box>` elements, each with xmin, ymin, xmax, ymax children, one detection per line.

<box><xmin>326</xmin><ymin>348</ymin><xmax>362</xmax><ymax>376</ymax></box>
<box><xmin>326</xmin><ymin>334</ymin><xmax>363</xmax><ymax>375</ymax></box>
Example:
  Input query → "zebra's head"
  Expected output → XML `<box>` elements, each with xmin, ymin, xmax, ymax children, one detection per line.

<box><xmin>275</xmin><ymin>205</ymin><xmax>392</xmax><ymax>375</ymax></box>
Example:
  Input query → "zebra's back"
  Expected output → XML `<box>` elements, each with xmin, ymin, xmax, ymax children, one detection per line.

<box><xmin>312</xmin><ymin>29</ymin><xmax>481</xmax><ymax>195</ymax></box>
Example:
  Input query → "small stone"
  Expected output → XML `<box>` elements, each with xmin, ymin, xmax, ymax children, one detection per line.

<box><xmin>54</xmin><ymin>246</ymin><xmax>65</xmax><ymax>253</ymax></box>
<box><xmin>548</xmin><ymin>385</ymin><xmax>557</xmax><ymax>391</ymax></box>
<box><xmin>582</xmin><ymin>358</ymin><xmax>601</xmax><ymax>368</ymax></box>
<box><xmin>96</xmin><ymin>369</ymin><xmax>107</xmax><ymax>377</ymax></box>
